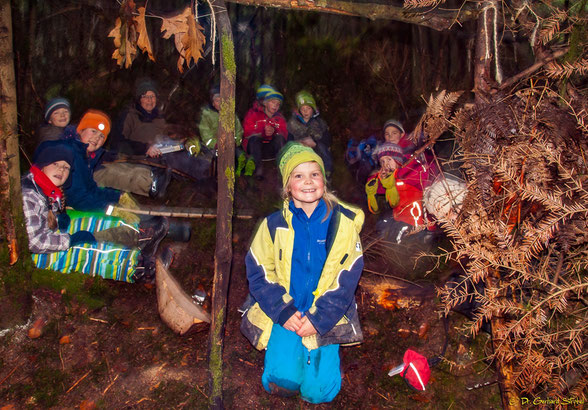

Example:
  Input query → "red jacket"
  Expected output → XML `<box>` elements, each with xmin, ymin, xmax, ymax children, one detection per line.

<box><xmin>367</xmin><ymin>170</ymin><xmax>425</xmax><ymax>227</ymax></box>
<box><xmin>242</xmin><ymin>101</ymin><xmax>287</xmax><ymax>151</ymax></box>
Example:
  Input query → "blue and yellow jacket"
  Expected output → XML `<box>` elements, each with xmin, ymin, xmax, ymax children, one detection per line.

<box><xmin>241</xmin><ymin>200</ymin><xmax>365</xmax><ymax>351</ymax></box>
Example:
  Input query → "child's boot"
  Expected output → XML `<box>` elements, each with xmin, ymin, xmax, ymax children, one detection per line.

<box><xmin>244</xmin><ymin>157</ymin><xmax>256</xmax><ymax>177</ymax></box>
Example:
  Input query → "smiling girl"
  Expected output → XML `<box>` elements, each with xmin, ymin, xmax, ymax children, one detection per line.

<box><xmin>240</xmin><ymin>142</ymin><xmax>365</xmax><ymax>404</ymax></box>
<box><xmin>21</xmin><ymin>141</ymin><xmax>146</xmax><ymax>282</ymax></box>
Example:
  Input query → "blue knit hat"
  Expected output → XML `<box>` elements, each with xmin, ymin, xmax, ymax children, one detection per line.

<box><xmin>256</xmin><ymin>84</ymin><xmax>283</xmax><ymax>102</ymax></box>
<box><xmin>33</xmin><ymin>140</ymin><xmax>74</xmax><ymax>169</ymax></box>
<box><xmin>44</xmin><ymin>97</ymin><xmax>71</xmax><ymax>122</ymax></box>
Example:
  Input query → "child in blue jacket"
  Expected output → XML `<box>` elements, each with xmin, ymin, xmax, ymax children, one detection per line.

<box><xmin>241</xmin><ymin>142</ymin><xmax>364</xmax><ymax>404</ymax></box>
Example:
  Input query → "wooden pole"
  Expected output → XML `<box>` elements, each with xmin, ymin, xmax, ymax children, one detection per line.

<box><xmin>473</xmin><ymin>3</ymin><xmax>520</xmax><ymax>408</ymax></box>
<box><xmin>208</xmin><ymin>1</ymin><xmax>236</xmax><ymax>407</ymax></box>
<box><xmin>0</xmin><ymin>0</ymin><xmax>20</xmax><ymax>265</ymax></box>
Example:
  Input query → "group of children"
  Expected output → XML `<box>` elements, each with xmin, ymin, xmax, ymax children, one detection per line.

<box><xmin>25</xmin><ymin>94</ymin><xmax>175</xmax><ymax>284</ymax></box>
<box><xmin>24</xmin><ymin>80</ymin><xmax>445</xmax><ymax>404</ymax></box>
<box><xmin>202</xmin><ymin>83</ymin><xmax>333</xmax><ymax>179</ymax></box>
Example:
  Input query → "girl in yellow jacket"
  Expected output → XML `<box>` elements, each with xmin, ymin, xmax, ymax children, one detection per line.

<box><xmin>241</xmin><ymin>142</ymin><xmax>365</xmax><ymax>403</ymax></box>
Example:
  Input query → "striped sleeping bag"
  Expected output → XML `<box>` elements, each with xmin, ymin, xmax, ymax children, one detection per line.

<box><xmin>30</xmin><ymin>210</ymin><xmax>140</xmax><ymax>283</ymax></box>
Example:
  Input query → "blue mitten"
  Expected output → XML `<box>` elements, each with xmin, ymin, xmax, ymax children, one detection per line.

<box><xmin>69</xmin><ymin>231</ymin><xmax>97</xmax><ymax>246</ymax></box>
<box><xmin>57</xmin><ymin>213</ymin><xmax>71</xmax><ymax>231</ymax></box>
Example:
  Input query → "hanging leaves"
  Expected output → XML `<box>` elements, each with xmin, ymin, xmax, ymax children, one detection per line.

<box><xmin>136</xmin><ymin>7</ymin><xmax>155</xmax><ymax>62</ymax></box>
<box><xmin>108</xmin><ymin>0</ymin><xmax>138</xmax><ymax>69</ymax></box>
<box><xmin>160</xmin><ymin>6</ymin><xmax>206</xmax><ymax>73</ymax></box>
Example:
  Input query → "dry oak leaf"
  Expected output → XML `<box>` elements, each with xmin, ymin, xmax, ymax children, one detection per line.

<box><xmin>135</xmin><ymin>7</ymin><xmax>154</xmax><ymax>61</ymax></box>
<box><xmin>160</xmin><ymin>7</ymin><xmax>205</xmax><ymax>73</ymax></box>
<box><xmin>108</xmin><ymin>17</ymin><xmax>138</xmax><ymax>69</ymax></box>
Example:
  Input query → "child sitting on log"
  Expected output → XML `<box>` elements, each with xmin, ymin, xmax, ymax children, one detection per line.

<box><xmin>59</xmin><ymin>109</ymin><xmax>169</xmax><ymax>216</ymax></box>
<box><xmin>241</xmin><ymin>142</ymin><xmax>364</xmax><ymax>404</ymax></box>
<box><xmin>242</xmin><ymin>84</ymin><xmax>287</xmax><ymax>179</ymax></box>
<box><xmin>22</xmin><ymin>141</ymin><xmax>168</xmax><ymax>283</ymax></box>
<box><xmin>287</xmin><ymin>91</ymin><xmax>333</xmax><ymax>177</ymax></box>
<box><xmin>37</xmin><ymin>97</ymin><xmax>76</xmax><ymax>143</ymax></box>
<box><xmin>365</xmin><ymin>142</ymin><xmax>429</xmax><ymax>242</ymax></box>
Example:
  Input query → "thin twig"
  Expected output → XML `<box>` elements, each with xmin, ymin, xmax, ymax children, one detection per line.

<box><xmin>103</xmin><ymin>374</ymin><xmax>120</xmax><ymax>395</ymax></box>
<box><xmin>0</xmin><ymin>366</ymin><xmax>18</xmax><ymax>386</ymax></box>
<box><xmin>363</xmin><ymin>268</ymin><xmax>424</xmax><ymax>287</ymax></box>
<box><xmin>66</xmin><ymin>370</ymin><xmax>90</xmax><ymax>394</ymax></box>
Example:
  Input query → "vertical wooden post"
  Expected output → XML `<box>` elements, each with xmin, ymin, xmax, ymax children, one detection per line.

<box><xmin>208</xmin><ymin>1</ymin><xmax>236</xmax><ymax>408</ymax></box>
<box><xmin>473</xmin><ymin>2</ymin><xmax>520</xmax><ymax>408</ymax></box>
<box><xmin>0</xmin><ymin>0</ymin><xmax>21</xmax><ymax>265</ymax></box>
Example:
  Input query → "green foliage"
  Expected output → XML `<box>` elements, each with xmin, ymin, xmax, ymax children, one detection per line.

<box><xmin>32</xmin><ymin>367</ymin><xmax>69</xmax><ymax>407</ymax></box>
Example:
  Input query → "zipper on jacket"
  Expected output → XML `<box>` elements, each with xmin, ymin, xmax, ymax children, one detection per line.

<box><xmin>307</xmin><ymin>349</ymin><xmax>311</xmax><ymax>365</ymax></box>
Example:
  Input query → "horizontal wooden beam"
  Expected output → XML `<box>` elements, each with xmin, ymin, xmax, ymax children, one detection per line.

<box><xmin>224</xmin><ymin>0</ymin><xmax>480</xmax><ymax>31</ymax></box>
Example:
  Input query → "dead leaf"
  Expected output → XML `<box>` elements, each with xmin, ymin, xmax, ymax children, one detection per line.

<box><xmin>79</xmin><ymin>399</ymin><xmax>97</xmax><ymax>410</ymax></box>
<box><xmin>398</xmin><ymin>328</ymin><xmax>411</xmax><ymax>338</ymax></box>
<box><xmin>108</xmin><ymin>1</ymin><xmax>139</xmax><ymax>69</ymax></box>
<box><xmin>28</xmin><ymin>318</ymin><xmax>46</xmax><ymax>339</ymax></box>
<box><xmin>418</xmin><ymin>323</ymin><xmax>429</xmax><ymax>339</ymax></box>
<box><xmin>1</xmin><ymin>404</ymin><xmax>17</xmax><ymax>410</ymax></box>
<box><xmin>59</xmin><ymin>335</ymin><xmax>72</xmax><ymax>344</ymax></box>
<box><xmin>161</xmin><ymin>7</ymin><xmax>205</xmax><ymax>73</ymax></box>
<box><xmin>135</xmin><ymin>7</ymin><xmax>154</xmax><ymax>61</ymax></box>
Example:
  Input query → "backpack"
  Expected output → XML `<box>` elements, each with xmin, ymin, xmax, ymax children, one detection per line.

<box><xmin>400</xmin><ymin>349</ymin><xmax>431</xmax><ymax>391</ymax></box>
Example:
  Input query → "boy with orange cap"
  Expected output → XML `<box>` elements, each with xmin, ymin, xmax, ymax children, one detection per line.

<box><xmin>56</xmin><ymin>109</ymin><xmax>169</xmax><ymax>211</ymax></box>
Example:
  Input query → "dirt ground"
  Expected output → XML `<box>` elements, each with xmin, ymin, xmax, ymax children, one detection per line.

<box><xmin>0</xmin><ymin>157</ymin><xmax>502</xmax><ymax>409</ymax></box>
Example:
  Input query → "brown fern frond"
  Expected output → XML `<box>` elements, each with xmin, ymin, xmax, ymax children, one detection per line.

<box><xmin>538</xmin><ymin>11</ymin><xmax>567</xmax><ymax>45</ymax></box>
<box><xmin>545</xmin><ymin>58</ymin><xmax>588</xmax><ymax>78</ymax></box>
<box><xmin>403</xmin><ymin>0</ymin><xmax>445</xmax><ymax>9</ymax></box>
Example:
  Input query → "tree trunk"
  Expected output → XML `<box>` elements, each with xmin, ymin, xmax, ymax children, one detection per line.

<box><xmin>207</xmin><ymin>0</ymin><xmax>236</xmax><ymax>407</ymax></box>
<box><xmin>0</xmin><ymin>0</ymin><xmax>21</xmax><ymax>265</ymax></box>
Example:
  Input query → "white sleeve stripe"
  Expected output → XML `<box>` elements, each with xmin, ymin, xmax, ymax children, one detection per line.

<box><xmin>249</xmin><ymin>249</ymin><xmax>275</xmax><ymax>284</ymax></box>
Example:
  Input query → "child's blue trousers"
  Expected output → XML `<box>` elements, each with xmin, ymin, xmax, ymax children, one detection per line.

<box><xmin>262</xmin><ymin>324</ymin><xmax>341</xmax><ymax>404</ymax></box>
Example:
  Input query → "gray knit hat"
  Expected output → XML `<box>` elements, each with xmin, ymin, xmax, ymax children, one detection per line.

<box><xmin>135</xmin><ymin>78</ymin><xmax>159</xmax><ymax>100</ymax></box>
<box><xmin>383</xmin><ymin>119</ymin><xmax>405</xmax><ymax>135</ymax></box>
<box><xmin>44</xmin><ymin>97</ymin><xmax>71</xmax><ymax>122</ymax></box>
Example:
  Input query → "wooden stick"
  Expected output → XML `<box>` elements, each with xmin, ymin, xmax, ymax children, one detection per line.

<box><xmin>0</xmin><ymin>366</ymin><xmax>17</xmax><ymax>386</ymax></box>
<box><xmin>102</xmin><ymin>374</ymin><xmax>119</xmax><ymax>395</ymax></box>
<box><xmin>66</xmin><ymin>370</ymin><xmax>90</xmax><ymax>394</ymax></box>
<box><xmin>108</xmin><ymin>205</ymin><xmax>254</xmax><ymax>220</ymax></box>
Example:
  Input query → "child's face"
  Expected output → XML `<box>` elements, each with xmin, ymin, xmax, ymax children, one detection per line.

<box><xmin>49</xmin><ymin>108</ymin><xmax>71</xmax><ymax>127</ymax></box>
<box><xmin>299</xmin><ymin>105</ymin><xmax>314</xmax><ymax>121</ymax></box>
<box><xmin>80</xmin><ymin>128</ymin><xmax>106</xmax><ymax>153</ymax></box>
<box><xmin>288</xmin><ymin>161</ymin><xmax>325</xmax><ymax>212</ymax></box>
<box><xmin>380</xmin><ymin>156</ymin><xmax>400</xmax><ymax>174</ymax></box>
<box><xmin>263</xmin><ymin>98</ymin><xmax>281</xmax><ymax>117</ymax></box>
<box><xmin>42</xmin><ymin>160</ymin><xmax>71</xmax><ymax>187</ymax></box>
<box><xmin>212</xmin><ymin>95</ymin><xmax>221</xmax><ymax>111</ymax></box>
<box><xmin>140</xmin><ymin>91</ymin><xmax>157</xmax><ymax>113</ymax></box>
<box><xmin>384</xmin><ymin>126</ymin><xmax>403</xmax><ymax>144</ymax></box>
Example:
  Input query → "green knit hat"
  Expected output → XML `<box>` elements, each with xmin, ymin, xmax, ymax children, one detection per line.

<box><xmin>277</xmin><ymin>142</ymin><xmax>325</xmax><ymax>188</ymax></box>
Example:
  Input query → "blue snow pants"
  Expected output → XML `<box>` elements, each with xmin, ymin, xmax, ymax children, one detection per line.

<box><xmin>262</xmin><ymin>323</ymin><xmax>341</xmax><ymax>404</ymax></box>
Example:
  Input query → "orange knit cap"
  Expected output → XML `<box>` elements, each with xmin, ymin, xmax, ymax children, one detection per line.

<box><xmin>77</xmin><ymin>109</ymin><xmax>111</xmax><ymax>139</ymax></box>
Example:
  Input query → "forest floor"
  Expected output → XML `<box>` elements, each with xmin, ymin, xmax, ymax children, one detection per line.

<box><xmin>0</xmin><ymin>154</ymin><xmax>502</xmax><ymax>409</ymax></box>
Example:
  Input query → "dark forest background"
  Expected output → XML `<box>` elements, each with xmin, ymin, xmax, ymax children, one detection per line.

<box><xmin>12</xmin><ymin>0</ymin><xmax>533</xmax><ymax>161</ymax></box>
